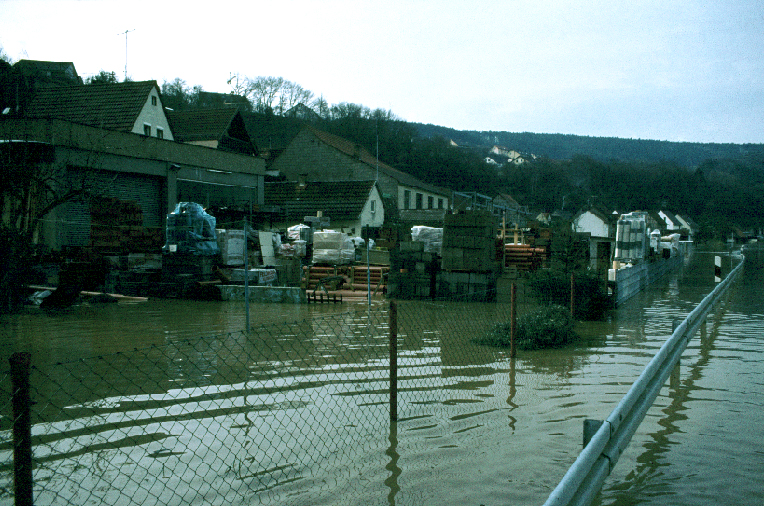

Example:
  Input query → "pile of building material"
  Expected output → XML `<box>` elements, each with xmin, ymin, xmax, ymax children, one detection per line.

<box><xmin>216</xmin><ymin>229</ymin><xmax>246</xmax><ymax>266</ymax></box>
<box><xmin>411</xmin><ymin>226</ymin><xmax>443</xmax><ymax>255</ymax></box>
<box><xmin>438</xmin><ymin>211</ymin><xmax>499</xmax><ymax>300</ymax></box>
<box><xmin>386</xmin><ymin>241</ymin><xmax>439</xmax><ymax>299</ymax></box>
<box><xmin>88</xmin><ymin>197</ymin><xmax>163</xmax><ymax>253</ymax></box>
<box><xmin>503</xmin><ymin>244</ymin><xmax>547</xmax><ymax>272</ymax></box>
<box><xmin>302</xmin><ymin>264</ymin><xmax>389</xmax><ymax>300</ymax></box>
<box><xmin>312</xmin><ymin>231</ymin><xmax>356</xmax><ymax>265</ymax></box>
<box><xmin>440</xmin><ymin>212</ymin><xmax>497</xmax><ymax>272</ymax></box>
<box><xmin>162</xmin><ymin>202</ymin><xmax>219</xmax><ymax>256</ymax></box>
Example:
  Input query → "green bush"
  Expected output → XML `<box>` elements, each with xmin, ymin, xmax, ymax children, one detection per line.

<box><xmin>527</xmin><ymin>270</ymin><xmax>611</xmax><ymax>320</ymax></box>
<box><xmin>474</xmin><ymin>304</ymin><xmax>579</xmax><ymax>350</ymax></box>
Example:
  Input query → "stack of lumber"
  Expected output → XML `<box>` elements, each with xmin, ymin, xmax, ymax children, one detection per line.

<box><xmin>504</xmin><ymin>244</ymin><xmax>547</xmax><ymax>272</ymax></box>
<box><xmin>89</xmin><ymin>197</ymin><xmax>163</xmax><ymax>253</ymax></box>
<box><xmin>302</xmin><ymin>265</ymin><xmax>389</xmax><ymax>299</ymax></box>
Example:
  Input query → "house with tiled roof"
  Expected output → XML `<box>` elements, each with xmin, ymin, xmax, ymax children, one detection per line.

<box><xmin>268</xmin><ymin>125</ymin><xmax>451</xmax><ymax>227</ymax></box>
<box><xmin>166</xmin><ymin>108</ymin><xmax>257</xmax><ymax>155</ymax></box>
<box><xmin>264</xmin><ymin>179</ymin><xmax>383</xmax><ymax>234</ymax></box>
<box><xmin>24</xmin><ymin>80</ymin><xmax>173</xmax><ymax>140</ymax></box>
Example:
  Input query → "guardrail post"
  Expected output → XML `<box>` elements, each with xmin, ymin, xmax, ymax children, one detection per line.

<box><xmin>389</xmin><ymin>300</ymin><xmax>398</xmax><ymax>422</ymax></box>
<box><xmin>714</xmin><ymin>255</ymin><xmax>722</xmax><ymax>283</ymax></box>
<box><xmin>670</xmin><ymin>318</ymin><xmax>683</xmax><ymax>389</ymax></box>
<box><xmin>10</xmin><ymin>352</ymin><xmax>34</xmax><ymax>506</ymax></box>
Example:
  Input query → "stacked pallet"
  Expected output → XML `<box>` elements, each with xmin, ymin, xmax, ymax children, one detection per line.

<box><xmin>504</xmin><ymin>244</ymin><xmax>547</xmax><ymax>272</ymax></box>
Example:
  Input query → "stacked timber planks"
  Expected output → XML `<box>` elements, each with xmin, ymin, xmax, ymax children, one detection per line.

<box><xmin>504</xmin><ymin>244</ymin><xmax>547</xmax><ymax>272</ymax></box>
<box><xmin>302</xmin><ymin>265</ymin><xmax>389</xmax><ymax>299</ymax></box>
<box><xmin>89</xmin><ymin>197</ymin><xmax>163</xmax><ymax>253</ymax></box>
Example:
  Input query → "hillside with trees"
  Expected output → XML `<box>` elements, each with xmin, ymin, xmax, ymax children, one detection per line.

<box><xmin>148</xmin><ymin>73</ymin><xmax>764</xmax><ymax>241</ymax></box>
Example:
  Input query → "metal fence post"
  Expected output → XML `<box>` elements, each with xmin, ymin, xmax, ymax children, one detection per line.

<box><xmin>510</xmin><ymin>282</ymin><xmax>517</xmax><ymax>358</ymax></box>
<box><xmin>389</xmin><ymin>300</ymin><xmax>398</xmax><ymax>422</ymax></box>
<box><xmin>10</xmin><ymin>352</ymin><xmax>33</xmax><ymax>506</ymax></box>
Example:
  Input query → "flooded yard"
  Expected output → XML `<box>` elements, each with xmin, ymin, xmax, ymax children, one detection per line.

<box><xmin>1</xmin><ymin>248</ymin><xmax>762</xmax><ymax>505</ymax></box>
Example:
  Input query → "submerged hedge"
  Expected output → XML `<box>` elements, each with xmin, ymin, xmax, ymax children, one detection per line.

<box><xmin>475</xmin><ymin>304</ymin><xmax>579</xmax><ymax>350</ymax></box>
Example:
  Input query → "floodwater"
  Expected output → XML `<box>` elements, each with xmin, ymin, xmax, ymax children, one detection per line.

<box><xmin>0</xmin><ymin>246</ymin><xmax>761</xmax><ymax>506</ymax></box>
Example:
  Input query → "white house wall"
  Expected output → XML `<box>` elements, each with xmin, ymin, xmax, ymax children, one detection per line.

<box><xmin>574</xmin><ymin>211</ymin><xmax>610</xmax><ymax>238</ymax></box>
<box><xmin>132</xmin><ymin>88</ymin><xmax>174</xmax><ymax>140</ymax></box>
<box><xmin>397</xmin><ymin>185</ymin><xmax>448</xmax><ymax>211</ymax></box>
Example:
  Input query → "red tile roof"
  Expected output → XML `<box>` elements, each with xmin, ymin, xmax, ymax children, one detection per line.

<box><xmin>166</xmin><ymin>108</ymin><xmax>239</xmax><ymax>143</ymax></box>
<box><xmin>265</xmin><ymin>179</ymin><xmax>376</xmax><ymax>221</ymax></box>
<box><xmin>24</xmin><ymin>81</ymin><xmax>160</xmax><ymax>132</ymax></box>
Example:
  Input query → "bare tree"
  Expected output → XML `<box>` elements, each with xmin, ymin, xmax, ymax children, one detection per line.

<box><xmin>312</xmin><ymin>95</ymin><xmax>330</xmax><ymax>119</ymax></box>
<box><xmin>279</xmin><ymin>81</ymin><xmax>314</xmax><ymax>114</ymax></box>
<box><xmin>245</xmin><ymin>76</ymin><xmax>285</xmax><ymax>113</ymax></box>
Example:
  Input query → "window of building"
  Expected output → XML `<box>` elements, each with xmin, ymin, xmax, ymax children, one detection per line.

<box><xmin>404</xmin><ymin>190</ymin><xmax>411</xmax><ymax>210</ymax></box>
<box><xmin>143</xmin><ymin>124</ymin><xmax>151</xmax><ymax>136</ymax></box>
<box><xmin>151</xmin><ymin>95</ymin><xmax>157</xmax><ymax>106</ymax></box>
<box><xmin>370</xmin><ymin>200</ymin><xmax>376</xmax><ymax>213</ymax></box>
<box><xmin>438</xmin><ymin>198</ymin><xmax>444</xmax><ymax>209</ymax></box>
<box><xmin>428</xmin><ymin>196</ymin><xmax>434</xmax><ymax>209</ymax></box>
<box><xmin>416</xmin><ymin>193</ymin><xmax>423</xmax><ymax>210</ymax></box>
<box><xmin>156</xmin><ymin>127</ymin><xmax>164</xmax><ymax>139</ymax></box>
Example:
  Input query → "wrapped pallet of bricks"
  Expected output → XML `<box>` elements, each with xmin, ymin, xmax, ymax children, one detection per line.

<box><xmin>312</xmin><ymin>231</ymin><xmax>356</xmax><ymax>265</ymax></box>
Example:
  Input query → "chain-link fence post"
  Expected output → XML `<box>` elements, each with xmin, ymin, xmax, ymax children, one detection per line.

<box><xmin>389</xmin><ymin>300</ymin><xmax>398</xmax><ymax>422</ymax></box>
<box><xmin>510</xmin><ymin>282</ymin><xmax>517</xmax><ymax>358</ymax></box>
<box><xmin>10</xmin><ymin>352</ymin><xmax>33</xmax><ymax>506</ymax></box>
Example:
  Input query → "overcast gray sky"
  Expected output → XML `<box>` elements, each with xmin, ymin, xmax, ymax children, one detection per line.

<box><xmin>2</xmin><ymin>0</ymin><xmax>763</xmax><ymax>144</ymax></box>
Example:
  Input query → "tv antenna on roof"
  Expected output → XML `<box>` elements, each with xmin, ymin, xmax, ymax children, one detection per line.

<box><xmin>118</xmin><ymin>29</ymin><xmax>135</xmax><ymax>81</ymax></box>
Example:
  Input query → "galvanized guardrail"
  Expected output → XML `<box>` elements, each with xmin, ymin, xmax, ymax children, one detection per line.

<box><xmin>544</xmin><ymin>254</ymin><xmax>745</xmax><ymax>506</ymax></box>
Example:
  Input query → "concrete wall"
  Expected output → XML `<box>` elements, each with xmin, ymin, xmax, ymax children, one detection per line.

<box><xmin>609</xmin><ymin>243</ymin><xmax>688</xmax><ymax>306</ymax></box>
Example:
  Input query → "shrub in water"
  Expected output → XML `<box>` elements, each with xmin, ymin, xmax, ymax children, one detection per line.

<box><xmin>475</xmin><ymin>304</ymin><xmax>578</xmax><ymax>350</ymax></box>
<box><xmin>528</xmin><ymin>270</ymin><xmax>611</xmax><ymax>320</ymax></box>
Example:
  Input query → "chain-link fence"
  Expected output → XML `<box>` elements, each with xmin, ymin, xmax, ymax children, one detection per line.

<box><xmin>1</xmin><ymin>285</ymin><xmax>540</xmax><ymax>506</ymax></box>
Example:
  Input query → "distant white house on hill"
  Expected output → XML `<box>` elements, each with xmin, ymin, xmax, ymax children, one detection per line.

<box><xmin>490</xmin><ymin>145</ymin><xmax>529</xmax><ymax>165</ymax></box>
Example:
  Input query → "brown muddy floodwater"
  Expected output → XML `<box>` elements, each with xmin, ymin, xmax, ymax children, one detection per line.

<box><xmin>1</xmin><ymin>246</ymin><xmax>763</xmax><ymax>506</ymax></box>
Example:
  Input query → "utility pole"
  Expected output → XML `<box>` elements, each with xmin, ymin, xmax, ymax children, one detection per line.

<box><xmin>118</xmin><ymin>29</ymin><xmax>134</xmax><ymax>81</ymax></box>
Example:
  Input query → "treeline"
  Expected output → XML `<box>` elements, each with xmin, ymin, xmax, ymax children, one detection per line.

<box><xmin>416</xmin><ymin>124</ymin><xmax>764</xmax><ymax>169</ymax></box>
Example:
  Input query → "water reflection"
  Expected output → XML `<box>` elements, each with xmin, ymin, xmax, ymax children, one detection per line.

<box><xmin>385</xmin><ymin>421</ymin><xmax>401</xmax><ymax>505</ymax></box>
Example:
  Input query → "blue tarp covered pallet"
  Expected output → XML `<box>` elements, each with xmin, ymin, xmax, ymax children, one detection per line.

<box><xmin>162</xmin><ymin>202</ymin><xmax>220</xmax><ymax>256</ymax></box>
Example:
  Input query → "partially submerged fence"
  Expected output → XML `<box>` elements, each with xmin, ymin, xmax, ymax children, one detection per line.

<box><xmin>0</xmin><ymin>288</ymin><xmax>533</xmax><ymax>506</ymax></box>
<box><xmin>543</xmin><ymin>254</ymin><xmax>745</xmax><ymax>506</ymax></box>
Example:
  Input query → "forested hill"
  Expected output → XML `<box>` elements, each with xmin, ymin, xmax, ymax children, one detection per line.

<box><xmin>415</xmin><ymin>123</ymin><xmax>764</xmax><ymax>168</ymax></box>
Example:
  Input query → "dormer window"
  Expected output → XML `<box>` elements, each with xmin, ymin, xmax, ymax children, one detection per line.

<box><xmin>143</xmin><ymin>123</ymin><xmax>151</xmax><ymax>136</ymax></box>
<box><xmin>151</xmin><ymin>96</ymin><xmax>157</xmax><ymax>106</ymax></box>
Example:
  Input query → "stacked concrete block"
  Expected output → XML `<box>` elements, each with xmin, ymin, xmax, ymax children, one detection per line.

<box><xmin>386</xmin><ymin>241</ymin><xmax>439</xmax><ymax>299</ymax></box>
<box><xmin>437</xmin><ymin>270</ymin><xmax>498</xmax><ymax>301</ymax></box>
<box><xmin>441</xmin><ymin>211</ymin><xmax>497</xmax><ymax>272</ymax></box>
